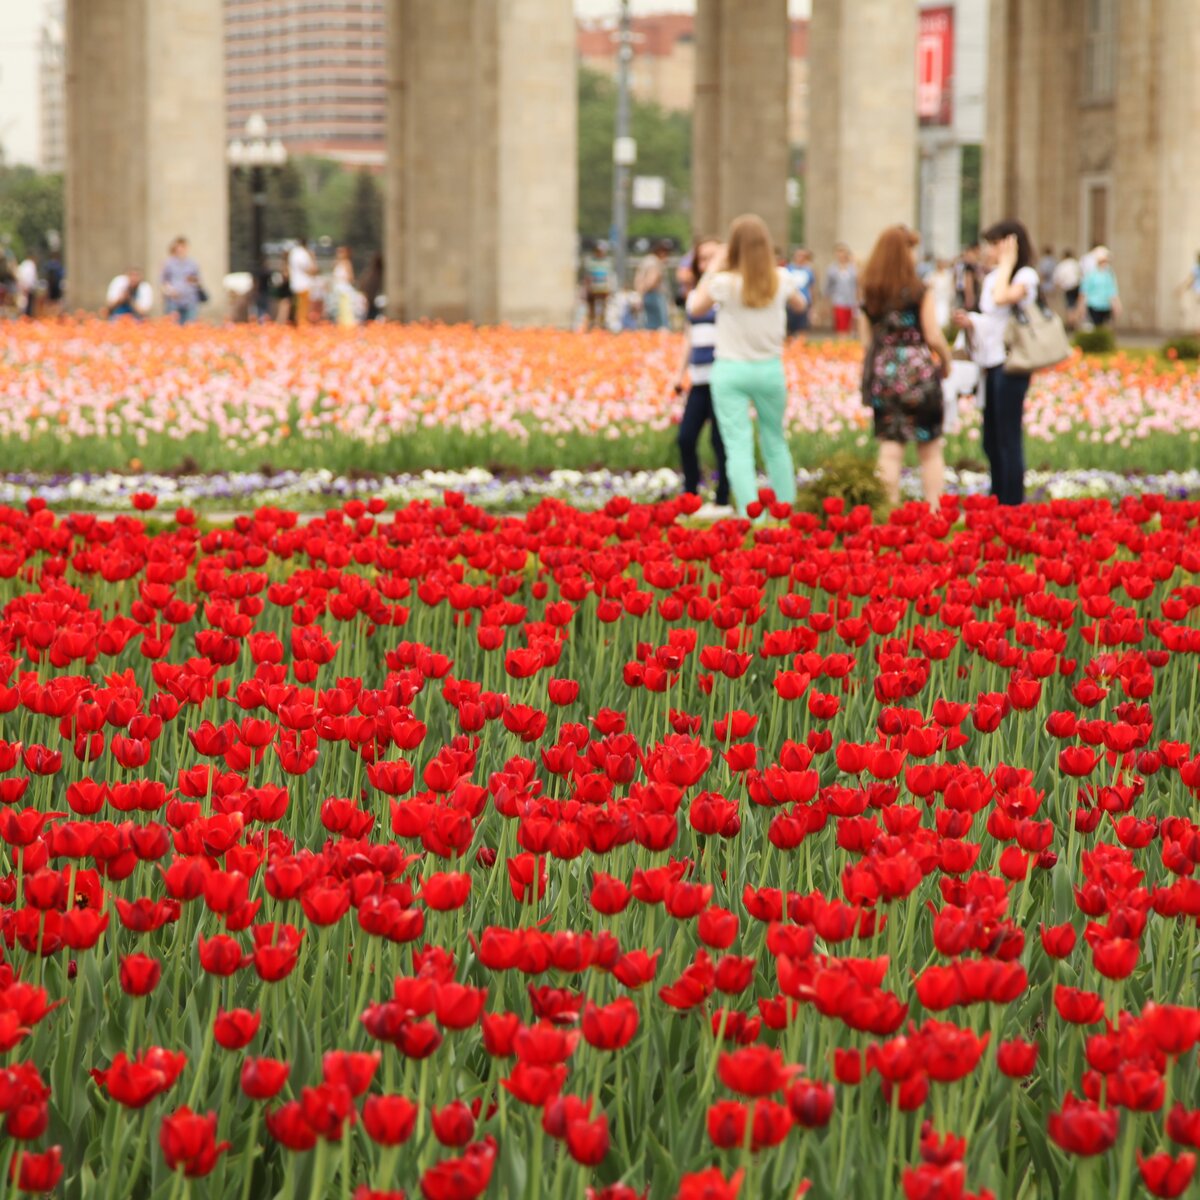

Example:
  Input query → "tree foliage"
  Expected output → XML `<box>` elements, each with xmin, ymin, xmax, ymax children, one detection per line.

<box><xmin>577</xmin><ymin>67</ymin><xmax>692</xmax><ymax>246</ymax></box>
<box><xmin>0</xmin><ymin>166</ymin><xmax>64</xmax><ymax>258</ymax></box>
<box><xmin>228</xmin><ymin>161</ymin><xmax>310</xmax><ymax>270</ymax></box>
<box><xmin>340</xmin><ymin>171</ymin><xmax>384</xmax><ymax>269</ymax></box>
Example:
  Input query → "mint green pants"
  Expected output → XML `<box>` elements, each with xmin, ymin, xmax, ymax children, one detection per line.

<box><xmin>710</xmin><ymin>357</ymin><xmax>796</xmax><ymax>515</ymax></box>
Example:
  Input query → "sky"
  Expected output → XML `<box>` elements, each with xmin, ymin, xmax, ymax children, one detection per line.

<box><xmin>0</xmin><ymin>0</ymin><xmax>50</xmax><ymax>166</ymax></box>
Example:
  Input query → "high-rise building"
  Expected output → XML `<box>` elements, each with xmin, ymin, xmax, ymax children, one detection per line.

<box><xmin>38</xmin><ymin>3</ymin><xmax>66</xmax><ymax>174</ymax></box>
<box><xmin>225</xmin><ymin>0</ymin><xmax>387</xmax><ymax>167</ymax></box>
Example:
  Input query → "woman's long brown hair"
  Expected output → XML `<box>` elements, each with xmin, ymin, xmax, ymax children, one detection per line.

<box><xmin>726</xmin><ymin>214</ymin><xmax>779</xmax><ymax>308</ymax></box>
<box><xmin>860</xmin><ymin>225</ymin><xmax>922</xmax><ymax>320</ymax></box>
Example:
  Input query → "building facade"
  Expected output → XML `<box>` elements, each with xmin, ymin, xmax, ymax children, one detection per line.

<box><xmin>225</xmin><ymin>0</ymin><xmax>386</xmax><ymax>166</ymax></box>
<box><xmin>38</xmin><ymin>4</ymin><xmax>66</xmax><ymax>173</ymax></box>
<box><xmin>916</xmin><ymin>0</ymin><xmax>986</xmax><ymax>260</ymax></box>
<box><xmin>984</xmin><ymin>0</ymin><xmax>1200</xmax><ymax>331</ymax></box>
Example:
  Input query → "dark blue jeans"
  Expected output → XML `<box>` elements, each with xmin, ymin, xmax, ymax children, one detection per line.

<box><xmin>678</xmin><ymin>383</ymin><xmax>729</xmax><ymax>505</ymax></box>
<box><xmin>982</xmin><ymin>367</ymin><xmax>1030</xmax><ymax>505</ymax></box>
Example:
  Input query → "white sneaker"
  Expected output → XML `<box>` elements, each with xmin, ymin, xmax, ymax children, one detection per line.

<box><xmin>692</xmin><ymin>502</ymin><xmax>734</xmax><ymax>522</ymax></box>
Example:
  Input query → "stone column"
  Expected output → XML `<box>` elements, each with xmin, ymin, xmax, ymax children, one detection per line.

<box><xmin>65</xmin><ymin>0</ymin><xmax>227</xmax><ymax>314</ymax></box>
<box><xmin>385</xmin><ymin>0</ymin><xmax>576</xmax><ymax>326</ymax></box>
<box><xmin>807</xmin><ymin>0</ymin><xmax>917</xmax><ymax>269</ymax></box>
<box><xmin>692</xmin><ymin>0</ymin><xmax>789</xmax><ymax>246</ymax></box>
<box><xmin>1112</xmin><ymin>0</ymin><xmax>1161</xmax><ymax>331</ymax></box>
<box><xmin>1153</xmin><ymin>0</ymin><xmax>1200</xmax><ymax>331</ymax></box>
<box><xmin>981</xmin><ymin>0</ymin><xmax>1014</xmax><ymax>224</ymax></box>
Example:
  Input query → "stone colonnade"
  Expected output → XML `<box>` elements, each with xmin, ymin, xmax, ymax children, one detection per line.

<box><xmin>62</xmin><ymin>0</ymin><xmax>919</xmax><ymax>325</ymax></box>
<box><xmin>985</xmin><ymin>0</ymin><xmax>1200</xmax><ymax>331</ymax></box>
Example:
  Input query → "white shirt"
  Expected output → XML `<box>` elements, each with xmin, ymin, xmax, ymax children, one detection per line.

<box><xmin>694</xmin><ymin>267</ymin><xmax>795</xmax><ymax>362</ymax></box>
<box><xmin>16</xmin><ymin>259</ymin><xmax>36</xmax><ymax>293</ymax></box>
<box><xmin>1053</xmin><ymin>258</ymin><xmax>1081</xmax><ymax>291</ymax></box>
<box><xmin>288</xmin><ymin>245</ymin><xmax>315</xmax><ymax>293</ymax></box>
<box><xmin>968</xmin><ymin>265</ymin><xmax>1040</xmax><ymax>368</ymax></box>
<box><xmin>105</xmin><ymin>275</ymin><xmax>154</xmax><ymax>315</ymax></box>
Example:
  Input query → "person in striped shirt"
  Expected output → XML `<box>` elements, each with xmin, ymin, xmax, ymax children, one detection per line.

<box><xmin>672</xmin><ymin>236</ymin><xmax>730</xmax><ymax>513</ymax></box>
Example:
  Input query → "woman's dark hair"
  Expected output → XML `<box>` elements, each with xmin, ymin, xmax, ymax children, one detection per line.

<box><xmin>860</xmin><ymin>225</ymin><xmax>922</xmax><ymax>320</ymax></box>
<box><xmin>982</xmin><ymin>220</ymin><xmax>1034</xmax><ymax>273</ymax></box>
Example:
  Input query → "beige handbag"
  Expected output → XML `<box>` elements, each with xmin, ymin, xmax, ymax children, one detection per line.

<box><xmin>1004</xmin><ymin>298</ymin><xmax>1072</xmax><ymax>374</ymax></box>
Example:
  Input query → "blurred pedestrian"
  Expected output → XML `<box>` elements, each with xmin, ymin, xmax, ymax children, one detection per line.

<box><xmin>15</xmin><ymin>252</ymin><xmax>37</xmax><ymax>319</ymax></box>
<box><xmin>581</xmin><ymin>241</ymin><xmax>614</xmax><ymax>330</ymax></box>
<box><xmin>105</xmin><ymin>268</ymin><xmax>153</xmax><ymax>320</ymax></box>
<box><xmin>332</xmin><ymin>246</ymin><xmax>358</xmax><ymax>328</ymax></box>
<box><xmin>686</xmin><ymin>213</ymin><xmax>807</xmax><ymax>517</ymax></box>
<box><xmin>824</xmin><ymin>243</ymin><xmax>858</xmax><ymax>334</ymax></box>
<box><xmin>1037</xmin><ymin>245</ymin><xmax>1058</xmax><ymax>294</ymax></box>
<box><xmin>672</xmin><ymin>235</ymin><xmax>729</xmax><ymax>515</ymax></box>
<box><xmin>253</xmin><ymin>255</ymin><xmax>274</xmax><ymax>322</ymax></box>
<box><xmin>955</xmin><ymin>244</ymin><xmax>983</xmax><ymax>312</ymax></box>
<box><xmin>859</xmin><ymin>225</ymin><xmax>951</xmax><ymax>508</ymax></box>
<box><xmin>43</xmin><ymin>251</ymin><xmax>63</xmax><ymax>316</ymax></box>
<box><xmin>635</xmin><ymin>241</ymin><xmax>671</xmax><ymax>330</ymax></box>
<box><xmin>1052</xmin><ymin>249</ymin><xmax>1082</xmax><ymax>326</ymax></box>
<box><xmin>785</xmin><ymin>248</ymin><xmax>815</xmax><ymax>335</ymax></box>
<box><xmin>1078</xmin><ymin>246</ymin><xmax>1120</xmax><ymax>327</ymax></box>
<box><xmin>161</xmin><ymin>236</ymin><xmax>205</xmax><ymax>325</ymax></box>
<box><xmin>287</xmin><ymin>240</ymin><xmax>316</xmax><ymax>326</ymax></box>
<box><xmin>360</xmin><ymin>252</ymin><xmax>384</xmax><ymax>322</ymax></box>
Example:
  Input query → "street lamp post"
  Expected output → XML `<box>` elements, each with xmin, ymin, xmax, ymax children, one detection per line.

<box><xmin>611</xmin><ymin>0</ymin><xmax>635</xmax><ymax>292</ymax></box>
<box><xmin>227</xmin><ymin>114</ymin><xmax>287</xmax><ymax>269</ymax></box>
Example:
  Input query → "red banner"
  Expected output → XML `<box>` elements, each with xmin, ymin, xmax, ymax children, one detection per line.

<box><xmin>917</xmin><ymin>6</ymin><xmax>954</xmax><ymax>126</ymax></box>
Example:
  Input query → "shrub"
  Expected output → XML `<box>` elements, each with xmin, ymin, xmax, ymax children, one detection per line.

<box><xmin>797</xmin><ymin>450</ymin><xmax>887</xmax><ymax>519</ymax></box>
<box><xmin>1073</xmin><ymin>328</ymin><xmax>1116</xmax><ymax>355</ymax></box>
<box><xmin>1162</xmin><ymin>335</ymin><xmax>1200</xmax><ymax>361</ymax></box>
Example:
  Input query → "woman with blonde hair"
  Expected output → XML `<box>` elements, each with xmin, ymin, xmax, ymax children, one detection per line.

<box><xmin>686</xmin><ymin>213</ymin><xmax>807</xmax><ymax>517</ymax></box>
<box><xmin>859</xmin><ymin>224</ymin><xmax>952</xmax><ymax>507</ymax></box>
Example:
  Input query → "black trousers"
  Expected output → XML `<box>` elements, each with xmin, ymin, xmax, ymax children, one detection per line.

<box><xmin>677</xmin><ymin>382</ymin><xmax>729</xmax><ymax>505</ymax></box>
<box><xmin>982</xmin><ymin>367</ymin><xmax>1030</xmax><ymax>506</ymax></box>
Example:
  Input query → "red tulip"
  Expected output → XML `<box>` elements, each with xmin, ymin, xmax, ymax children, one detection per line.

<box><xmin>675</xmin><ymin>1168</ymin><xmax>744</xmax><ymax>1200</ymax></box>
<box><xmin>418</xmin><ymin>1136</ymin><xmax>497</xmax><ymax>1200</ymax></box>
<box><xmin>8</xmin><ymin>1146</ymin><xmax>63</xmax><ymax>1193</ymax></box>
<box><xmin>582</xmin><ymin>998</ymin><xmax>638</xmax><ymax>1051</ymax></box>
<box><xmin>566</xmin><ymin>1112</ymin><xmax>610</xmax><ymax>1165</ymax></box>
<box><xmin>1047</xmin><ymin>1093</ymin><xmax>1119</xmax><ymax>1156</ymax></box>
<box><xmin>265</xmin><ymin>1100</ymin><xmax>318</xmax><ymax>1151</ymax></box>
<box><xmin>997</xmin><ymin>1039</ymin><xmax>1038</xmax><ymax>1078</ymax></box>
<box><xmin>213</xmin><ymin>1008</ymin><xmax>260</xmax><ymax>1051</ymax></box>
<box><xmin>159</xmin><ymin>1107</ymin><xmax>230</xmax><ymax>1177</ymax></box>
<box><xmin>430</xmin><ymin>1100</ymin><xmax>475</xmax><ymax>1148</ymax></box>
<box><xmin>1138</xmin><ymin>1150</ymin><xmax>1196</xmax><ymax>1198</ymax></box>
<box><xmin>241</xmin><ymin>1056</ymin><xmax>290</xmax><ymax>1101</ymax></box>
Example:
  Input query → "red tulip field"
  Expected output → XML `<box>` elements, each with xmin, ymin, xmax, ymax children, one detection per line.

<box><xmin>4</xmin><ymin>487</ymin><xmax>1200</xmax><ymax>1199</ymax></box>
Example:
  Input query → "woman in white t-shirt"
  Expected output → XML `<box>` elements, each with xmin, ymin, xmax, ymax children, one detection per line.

<box><xmin>953</xmin><ymin>220</ymin><xmax>1040</xmax><ymax>506</ymax></box>
<box><xmin>686</xmin><ymin>214</ymin><xmax>808</xmax><ymax>517</ymax></box>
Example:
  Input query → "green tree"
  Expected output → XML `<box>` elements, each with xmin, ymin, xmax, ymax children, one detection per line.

<box><xmin>960</xmin><ymin>144</ymin><xmax>982</xmax><ymax>247</ymax></box>
<box><xmin>0</xmin><ymin>166</ymin><xmax>64</xmax><ymax>258</ymax></box>
<box><xmin>340</xmin><ymin>170</ymin><xmax>384</xmax><ymax>268</ymax></box>
<box><xmin>228</xmin><ymin>160</ymin><xmax>311</xmax><ymax>270</ymax></box>
<box><xmin>787</xmin><ymin>146</ymin><xmax>806</xmax><ymax>248</ymax></box>
<box><xmin>577</xmin><ymin>68</ymin><xmax>692</xmax><ymax>245</ymax></box>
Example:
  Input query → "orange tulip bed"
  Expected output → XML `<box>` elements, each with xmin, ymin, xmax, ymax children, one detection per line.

<box><xmin>1</xmin><ymin>321</ymin><xmax>1197</xmax><ymax>483</ymax></box>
